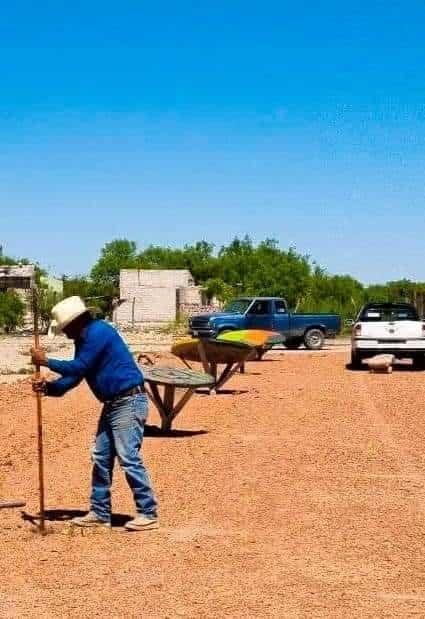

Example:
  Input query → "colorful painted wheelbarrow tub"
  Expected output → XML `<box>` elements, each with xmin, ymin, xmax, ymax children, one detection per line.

<box><xmin>216</xmin><ymin>329</ymin><xmax>284</xmax><ymax>349</ymax></box>
<box><xmin>172</xmin><ymin>337</ymin><xmax>256</xmax><ymax>365</ymax></box>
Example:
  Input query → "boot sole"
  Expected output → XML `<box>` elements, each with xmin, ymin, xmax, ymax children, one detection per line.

<box><xmin>71</xmin><ymin>521</ymin><xmax>111</xmax><ymax>529</ymax></box>
<box><xmin>124</xmin><ymin>521</ymin><xmax>159</xmax><ymax>532</ymax></box>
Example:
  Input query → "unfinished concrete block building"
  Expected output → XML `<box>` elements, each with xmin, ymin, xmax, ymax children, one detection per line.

<box><xmin>116</xmin><ymin>269</ymin><xmax>215</xmax><ymax>327</ymax></box>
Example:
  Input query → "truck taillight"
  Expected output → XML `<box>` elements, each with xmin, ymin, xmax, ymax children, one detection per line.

<box><xmin>354</xmin><ymin>324</ymin><xmax>362</xmax><ymax>336</ymax></box>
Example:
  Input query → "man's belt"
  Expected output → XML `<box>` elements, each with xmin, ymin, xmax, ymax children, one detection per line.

<box><xmin>107</xmin><ymin>384</ymin><xmax>146</xmax><ymax>404</ymax></box>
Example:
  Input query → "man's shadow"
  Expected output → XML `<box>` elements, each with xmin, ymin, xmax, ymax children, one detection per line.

<box><xmin>22</xmin><ymin>509</ymin><xmax>132</xmax><ymax>527</ymax></box>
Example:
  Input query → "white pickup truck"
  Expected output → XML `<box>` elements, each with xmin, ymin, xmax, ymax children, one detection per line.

<box><xmin>351</xmin><ymin>302</ymin><xmax>425</xmax><ymax>368</ymax></box>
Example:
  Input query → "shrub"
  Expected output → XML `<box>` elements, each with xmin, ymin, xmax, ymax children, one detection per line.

<box><xmin>0</xmin><ymin>291</ymin><xmax>25</xmax><ymax>332</ymax></box>
<box><xmin>36</xmin><ymin>288</ymin><xmax>63</xmax><ymax>333</ymax></box>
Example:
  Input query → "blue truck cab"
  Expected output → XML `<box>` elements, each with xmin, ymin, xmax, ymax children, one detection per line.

<box><xmin>189</xmin><ymin>297</ymin><xmax>341</xmax><ymax>350</ymax></box>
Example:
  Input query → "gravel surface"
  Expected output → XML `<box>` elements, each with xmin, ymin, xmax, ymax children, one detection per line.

<box><xmin>0</xmin><ymin>335</ymin><xmax>75</xmax><ymax>379</ymax></box>
<box><xmin>0</xmin><ymin>334</ymin><xmax>350</xmax><ymax>383</ymax></box>
<box><xmin>1</xmin><ymin>352</ymin><xmax>425</xmax><ymax>617</ymax></box>
<box><xmin>0</xmin><ymin>330</ymin><xmax>175</xmax><ymax>384</ymax></box>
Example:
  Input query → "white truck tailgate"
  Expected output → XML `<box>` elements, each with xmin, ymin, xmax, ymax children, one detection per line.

<box><xmin>360</xmin><ymin>320</ymin><xmax>423</xmax><ymax>340</ymax></box>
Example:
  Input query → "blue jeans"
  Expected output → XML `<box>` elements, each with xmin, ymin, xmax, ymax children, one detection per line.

<box><xmin>90</xmin><ymin>393</ymin><xmax>157</xmax><ymax>522</ymax></box>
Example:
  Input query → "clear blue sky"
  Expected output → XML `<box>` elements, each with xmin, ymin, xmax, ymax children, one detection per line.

<box><xmin>0</xmin><ymin>2</ymin><xmax>424</xmax><ymax>283</ymax></box>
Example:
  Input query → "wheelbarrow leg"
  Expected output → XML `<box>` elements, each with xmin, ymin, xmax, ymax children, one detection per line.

<box><xmin>163</xmin><ymin>389</ymin><xmax>195</xmax><ymax>430</ymax></box>
<box><xmin>146</xmin><ymin>384</ymin><xmax>181</xmax><ymax>432</ymax></box>
<box><xmin>197</xmin><ymin>341</ymin><xmax>212</xmax><ymax>374</ymax></box>
<box><xmin>162</xmin><ymin>385</ymin><xmax>176</xmax><ymax>431</ymax></box>
<box><xmin>215</xmin><ymin>360</ymin><xmax>247</xmax><ymax>392</ymax></box>
<box><xmin>145</xmin><ymin>383</ymin><xmax>172</xmax><ymax>432</ymax></box>
<box><xmin>212</xmin><ymin>363</ymin><xmax>233</xmax><ymax>393</ymax></box>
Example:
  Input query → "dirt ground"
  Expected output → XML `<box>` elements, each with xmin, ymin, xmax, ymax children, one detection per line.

<box><xmin>0</xmin><ymin>332</ymin><xmax>349</xmax><ymax>383</ymax></box>
<box><xmin>1</xmin><ymin>351</ymin><xmax>425</xmax><ymax>617</ymax></box>
<box><xmin>0</xmin><ymin>330</ymin><xmax>174</xmax><ymax>382</ymax></box>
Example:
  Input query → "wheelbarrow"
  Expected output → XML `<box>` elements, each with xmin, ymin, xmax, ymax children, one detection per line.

<box><xmin>171</xmin><ymin>337</ymin><xmax>256</xmax><ymax>391</ymax></box>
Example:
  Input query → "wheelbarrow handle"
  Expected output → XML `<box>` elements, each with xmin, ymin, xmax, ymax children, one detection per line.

<box><xmin>137</xmin><ymin>353</ymin><xmax>155</xmax><ymax>366</ymax></box>
<box><xmin>0</xmin><ymin>501</ymin><xmax>26</xmax><ymax>510</ymax></box>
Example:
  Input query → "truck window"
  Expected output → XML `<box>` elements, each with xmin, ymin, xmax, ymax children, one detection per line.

<box><xmin>248</xmin><ymin>300</ymin><xmax>271</xmax><ymax>315</ymax></box>
<box><xmin>274</xmin><ymin>300</ymin><xmax>286</xmax><ymax>314</ymax></box>
<box><xmin>224</xmin><ymin>299</ymin><xmax>252</xmax><ymax>314</ymax></box>
<box><xmin>360</xmin><ymin>305</ymin><xmax>419</xmax><ymax>322</ymax></box>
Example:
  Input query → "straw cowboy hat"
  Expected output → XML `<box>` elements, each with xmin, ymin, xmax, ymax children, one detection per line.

<box><xmin>48</xmin><ymin>296</ymin><xmax>89</xmax><ymax>338</ymax></box>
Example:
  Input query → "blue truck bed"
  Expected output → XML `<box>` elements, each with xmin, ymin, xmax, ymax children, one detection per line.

<box><xmin>188</xmin><ymin>297</ymin><xmax>341</xmax><ymax>350</ymax></box>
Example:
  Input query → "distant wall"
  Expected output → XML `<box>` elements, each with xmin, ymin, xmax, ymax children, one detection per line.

<box><xmin>178</xmin><ymin>303</ymin><xmax>221</xmax><ymax>319</ymax></box>
<box><xmin>176</xmin><ymin>287</ymin><xmax>220</xmax><ymax>318</ymax></box>
<box><xmin>121</xmin><ymin>269</ymin><xmax>193</xmax><ymax>292</ymax></box>
<box><xmin>117</xmin><ymin>269</ymin><xmax>192</xmax><ymax>325</ymax></box>
<box><xmin>117</xmin><ymin>287</ymin><xmax>178</xmax><ymax>325</ymax></box>
<box><xmin>116</xmin><ymin>269</ymin><xmax>219</xmax><ymax>326</ymax></box>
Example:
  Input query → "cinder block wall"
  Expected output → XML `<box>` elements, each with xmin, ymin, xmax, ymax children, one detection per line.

<box><xmin>121</xmin><ymin>269</ymin><xmax>192</xmax><ymax>294</ymax></box>
<box><xmin>177</xmin><ymin>286</ymin><xmax>203</xmax><ymax>305</ymax></box>
<box><xmin>117</xmin><ymin>287</ymin><xmax>177</xmax><ymax>324</ymax></box>
<box><xmin>117</xmin><ymin>269</ymin><xmax>212</xmax><ymax>325</ymax></box>
<box><xmin>179</xmin><ymin>303</ymin><xmax>221</xmax><ymax>319</ymax></box>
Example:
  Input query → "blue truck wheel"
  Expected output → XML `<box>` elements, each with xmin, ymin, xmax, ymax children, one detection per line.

<box><xmin>304</xmin><ymin>329</ymin><xmax>325</xmax><ymax>350</ymax></box>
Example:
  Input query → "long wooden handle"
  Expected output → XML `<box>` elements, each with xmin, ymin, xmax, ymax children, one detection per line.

<box><xmin>0</xmin><ymin>501</ymin><xmax>26</xmax><ymax>510</ymax></box>
<box><xmin>33</xmin><ymin>288</ymin><xmax>46</xmax><ymax>534</ymax></box>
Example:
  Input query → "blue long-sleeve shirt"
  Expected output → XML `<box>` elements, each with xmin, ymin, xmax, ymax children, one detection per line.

<box><xmin>46</xmin><ymin>320</ymin><xmax>144</xmax><ymax>402</ymax></box>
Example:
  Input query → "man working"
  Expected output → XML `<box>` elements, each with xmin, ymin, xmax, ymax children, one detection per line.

<box><xmin>31</xmin><ymin>296</ymin><xmax>158</xmax><ymax>532</ymax></box>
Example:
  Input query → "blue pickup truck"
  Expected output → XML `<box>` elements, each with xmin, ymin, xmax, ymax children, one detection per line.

<box><xmin>189</xmin><ymin>297</ymin><xmax>341</xmax><ymax>350</ymax></box>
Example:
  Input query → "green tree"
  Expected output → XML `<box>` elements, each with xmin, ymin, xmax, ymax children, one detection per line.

<box><xmin>91</xmin><ymin>239</ymin><xmax>138</xmax><ymax>289</ymax></box>
<box><xmin>249</xmin><ymin>241</ymin><xmax>311</xmax><ymax>306</ymax></box>
<box><xmin>203</xmin><ymin>277</ymin><xmax>235</xmax><ymax>303</ymax></box>
<box><xmin>302</xmin><ymin>268</ymin><xmax>364</xmax><ymax>319</ymax></box>
<box><xmin>36</xmin><ymin>287</ymin><xmax>63</xmax><ymax>332</ymax></box>
<box><xmin>86</xmin><ymin>236</ymin><xmax>425</xmax><ymax>322</ymax></box>
<box><xmin>363</xmin><ymin>284</ymin><xmax>391</xmax><ymax>303</ymax></box>
<box><xmin>215</xmin><ymin>237</ymin><xmax>312</xmax><ymax>307</ymax></box>
<box><xmin>63</xmin><ymin>276</ymin><xmax>116</xmax><ymax>319</ymax></box>
<box><xmin>0</xmin><ymin>291</ymin><xmax>25</xmax><ymax>332</ymax></box>
<box><xmin>181</xmin><ymin>241</ymin><xmax>217</xmax><ymax>283</ymax></box>
<box><xmin>63</xmin><ymin>276</ymin><xmax>93</xmax><ymax>299</ymax></box>
<box><xmin>0</xmin><ymin>254</ymin><xmax>16</xmax><ymax>266</ymax></box>
<box><xmin>216</xmin><ymin>236</ymin><xmax>255</xmax><ymax>292</ymax></box>
<box><xmin>137</xmin><ymin>241</ymin><xmax>218</xmax><ymax>285</ymax></box>
<box><xmin>386</xmin><ymin>279</ymin><xmax>415</xmax><ymax>302</ymax></box>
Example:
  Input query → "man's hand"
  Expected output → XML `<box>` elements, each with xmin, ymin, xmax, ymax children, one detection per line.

<box><xmin>31</xmin><ymin>347</ymin><xmax>48</xmax><ymax>367</ymax></box>
<box><xmin>32</xmin><ymin>376</ymin><xmax>47</xmax><ymax>395</ymax></box>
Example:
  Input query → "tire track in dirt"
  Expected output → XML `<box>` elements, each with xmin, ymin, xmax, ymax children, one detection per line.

<box><xmin>353</xmin><ymin>370</ymin><xmax>425</xmax><ymax>509</ymax></box>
